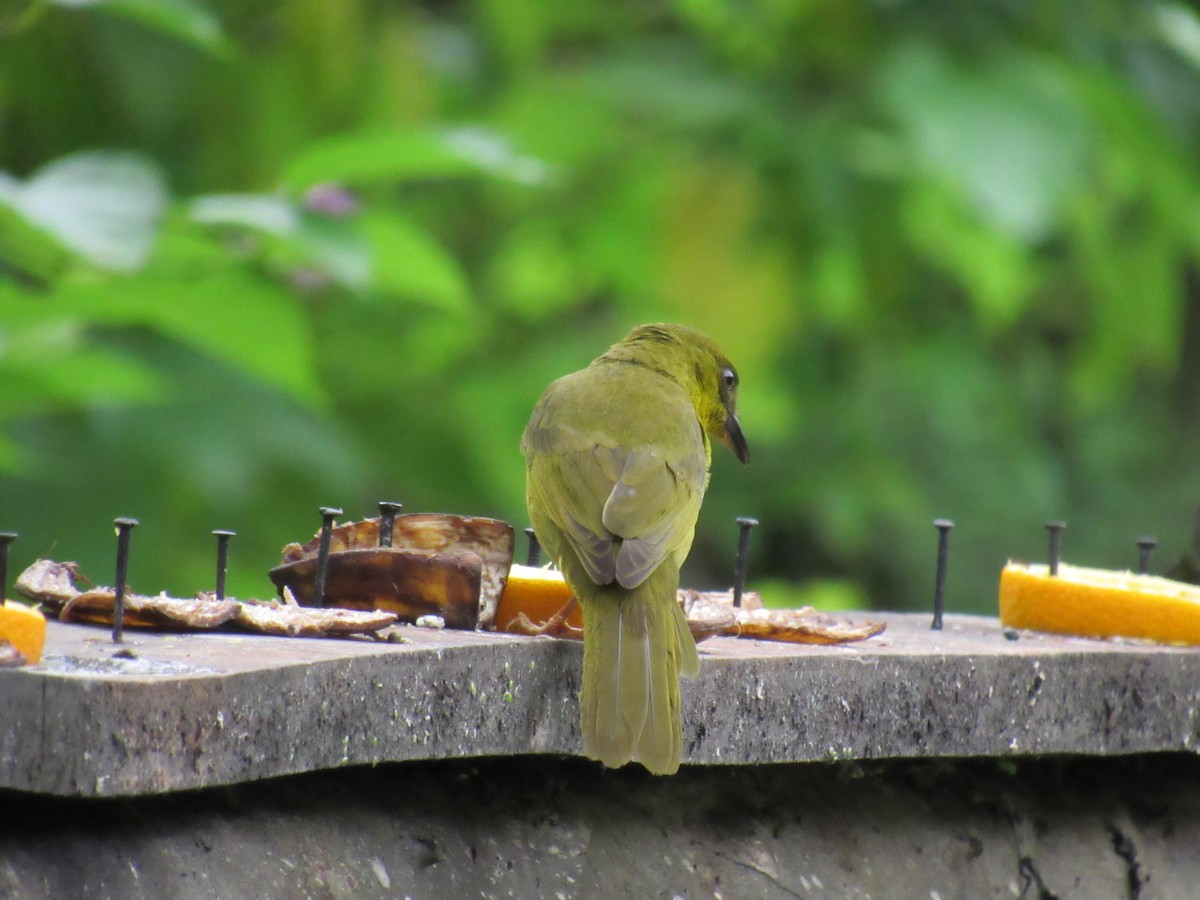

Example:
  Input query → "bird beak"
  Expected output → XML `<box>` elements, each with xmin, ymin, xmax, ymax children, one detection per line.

<box><xmin>720</xmin><ymin>412</ymin><xmax>750</xmax><ymax>464</ymax></box>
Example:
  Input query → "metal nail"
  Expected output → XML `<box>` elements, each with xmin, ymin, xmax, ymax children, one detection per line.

<box><xmin>378</xmin><ymin>501</ymin><xmax>403</xmax><ymax>548</ymax></box>
<box><xmin>112</xmin><ymin>518</ymin><xmax>139</xmax><ymax>644</ymax></box>
<box><xmin>213</xmin><ymin>530</ymin><xmax>235</xmax><ymax>600</ymax></box>
<box><xmin>932</xmin><ymin>519</ymin><xmax>953</xmax><ymax>631</ymax></box>
<box><xmin>315</xmin><ymin>507</ymin><xmax>342</xmax><ymax>607</ymax></box>
<box><xmin>1137</xmin><ymin>536</ymin><xmax>1157</xmax><ymax>576</ymax></box>
<box><xmin>524</xmin><ymin>528</ymin><xmax>541</xmax><ymax>567</ymax></box>
<box><xmin>0</xmin><ymin>532</ymin><xmax>16</xmax><ymax>603</ymax></box>
<box><xmin>1045</xmin><ymin>520</ymin><xmax>1066</xmax><ymax>577</ymax></box>
<box><xmin>733</xmin><ymin>517</ymin><xmax>759</xmax><ymax>608</ymax></box>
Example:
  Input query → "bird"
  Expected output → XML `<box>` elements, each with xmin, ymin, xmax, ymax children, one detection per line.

<box><xmin>521</xmin><ymin>322</ymin><xmax>749</xmax><ymax>774</ymax></box>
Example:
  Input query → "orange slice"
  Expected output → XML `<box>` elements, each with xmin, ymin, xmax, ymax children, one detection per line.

<box><xmin>999</xmin><ymin>561</ymin><xmax>1200</xmax><ymax>645</ymax></box>
<box><xmin>494</xmin><ymin>564</ymin><xmax>582</xmax><ymax>632</ymax></box>
<box><xmin>0</xmin><ymin>599</ymin><xmax>46</xmax><ymax>664</ymax></box>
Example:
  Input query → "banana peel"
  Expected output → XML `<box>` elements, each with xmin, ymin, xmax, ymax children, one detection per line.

<box><xmin>269</xmin><ymin>547</ymin><xmax>483</xmax><ymax>630</ymax></box>
<box><xmin>274</xmin><ymin>513</ymin><xmax>513</xmax><ymax>628</ymax></box>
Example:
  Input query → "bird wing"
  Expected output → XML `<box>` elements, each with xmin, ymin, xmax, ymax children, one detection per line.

<box><xmin>525</xmin><ymin>445</ymin><xmax>619</xmax><ymax>586</ymax></box>
<box><xmin>525</xmin><ymin>439</ymin><xmax>707</xmax><ymax>591</ymax></box>
<box><xmin>521</xmin><ymin>364</ymin><xmax>710</xmax><ymax>590</ymax></box>
<box><xmin>602</xmin><ymin>446</ymin><xmax>706</xmax><ymax>589</ymax></box>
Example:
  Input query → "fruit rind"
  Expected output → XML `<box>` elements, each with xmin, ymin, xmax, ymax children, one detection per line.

<box><xmin>999</xmin><ymin>561</ymin><xmax>1200</xmax><ymax>645</ymax></box>
<box><xmin>0</xmin><ymin>599</ymin><xmax>46</xmax><ymax>664</ymax></box>
<box><xmin>495</xmin><ymin>564</ymin><xmax>582</xmax><ymax>631</ymax></box>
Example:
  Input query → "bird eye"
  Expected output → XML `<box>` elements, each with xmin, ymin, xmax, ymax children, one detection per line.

<box><xmin>721</xmin><ymin>368</ymin><xmax>737</xmax><ymax>389</ymax></box>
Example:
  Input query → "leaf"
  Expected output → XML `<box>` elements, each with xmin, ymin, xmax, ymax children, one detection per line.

<box><xmin>1153</xmin><ymin>2</ymin><xmax>1200</xmax><ymax>70</ymax></box>
<box><xmin>0</xmin><ymin>197</ymin><xmax>75</xmax><ymax>280</ymax></box>
<box><xmin>189</xmin><ymin>193</ymin><xmax>370</xmax><ymax>290</ymax></box>
<box><xmin>0</xmin><ymin>152</ymin><xmax>168</xmax><ymax>272</ymax></box>
<box><xmin>0</xmin><ymin>288</ymin><xmax>165</xmax><ymax>417</ymax></box>
<box><xmin>189</xmin><ymin>194</ymin><xmax>300</xmax><ymax>236</ymax></box>
<box><xmin>47</xmin><ymin>0</ymin><xmax>231</xmax><ymax>55</ymax></box>
<box><xmin>1069</xmin><ymin>195</ymin><xmax>1182</xmax><ymax>406</ymax></box>
<box><xmin>360</xmin><ymin>212</ymin><xmax>471</xmax><ymax>311</ymax></box>
<box><xmin>1</xmin><ymin>346</ymin><xmax>164</xmax><ymax>416</ymax></box>
<box><xmin>488</xmin><ymin>221</ymin><xmax>577</xmax><ymax>321</ymax></box>
<box><xmin>440</xmin><ymin>127</ymin><xmax>551</xmax><ymax>185</ymax></box>
<box><xmin>881</xmin><ymin>42</ymin><xmax>1092</xmax><ymax>242</ymax></box>
<box><xmin>901</xmin><ymin>181</ymin><xmax>1035</xmax><ymax>331</ymax></box>
<box><xmin>47</xmin><ymin>273</ymin><xmax>325</xmax><ymax>407</ymax></box>
<box><xmin>283</xmin><ymin>126</ymin><xmax>550</xmax><ymax>190</ymax></box>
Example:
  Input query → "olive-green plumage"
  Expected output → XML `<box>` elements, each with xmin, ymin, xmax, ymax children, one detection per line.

<box><xmin>521</xmin><ymin>323</ymin><xmax>749</xmax><ymax>775</ymax></box>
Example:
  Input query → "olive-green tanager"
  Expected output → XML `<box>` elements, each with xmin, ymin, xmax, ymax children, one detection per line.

<box><xmin>521</xmin><ymin>323</ymin><xmax>749</xmax><ymax>774</ymax></box>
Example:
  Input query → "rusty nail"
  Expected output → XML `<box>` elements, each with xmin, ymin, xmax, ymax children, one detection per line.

<box><xmin>213</xmin><ymin>530</ymin><xmax>235</xmax><ymax>599</ymax></box>
<box><xmin>524</xmin><ymin>527</ymin><xmax>541</xmax><ymax>567</ymax></box>
<box><xmin>0</xmin><ymin>532</ymin><xmax>15</xmax><ymax>603</ymax></box>
<box><xmin>733</xmin><ymin>517</ymin><xmax>759</xmax><ymax>608</ymax></box>
<box><xmin>378</xmin><ymin>501</ymin><xmax>403</xmax><ymax>548</ymax></box>
<box><xmin>1045</xmin><ymin>520</ymin><xmax>1066</xmax><ymax>577</ymax></box>
<box><xmin>1137</xmin><ymin>536</ymin><xmax>1157</xmax><ymax>576</ymax></box>
<box><xmin>315</xmin><ymin>507</ymin><xmax>342</xmax><ymax>607</ymax></box>
<box><xmin>113</xmin><ymin>518</ymin><xmax>138</xmax><ymax>644</ymax></box>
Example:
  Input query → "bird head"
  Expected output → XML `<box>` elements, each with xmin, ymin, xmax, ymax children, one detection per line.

<box><xmin>602</xmin><ymin>323</ymin><xmax>750</xmax><ymax>464</ymax></box>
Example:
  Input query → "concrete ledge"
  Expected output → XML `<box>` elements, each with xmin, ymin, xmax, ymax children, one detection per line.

<box><xmin>4</xmin><ymin>613</ymin><xmax>1200</xmax><ymax>797</ymax></box>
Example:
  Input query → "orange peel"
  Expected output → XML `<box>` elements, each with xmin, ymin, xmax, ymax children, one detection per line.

<box><xmin>999</xmin><ymin>561</ymin><xmax>1200</xmax><ymax>645</ymax></box>
<box><xmin>0</xmin><ymin>599</ymin><xmax>46</xmax><ymax>664</ymax></box>
<box><xmin>494</xmin><ymin>564</ymin><xmax>582</xmax><ymax>632</ymax></box>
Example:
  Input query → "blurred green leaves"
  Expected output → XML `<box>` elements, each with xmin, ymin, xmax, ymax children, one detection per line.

<box><xmin>2</xmin><ymin>0</ymin><xmax>1200</xmax><ymax>613</ymax></box>
<box><xmin>43</xmin><ymin>0</ymin><xmax>230</xmax><ymax>54</ymax></box>
<box><xmin>283</xmin><ymin>127</ymin><xmax>551</xmax><ymax>190</ymax></box>
<box><xmin>883</xmin><ymin>43</ymin><xmax>1092</xmax><ymax>243</ymax></box>
<box><xmin>0</xmin><ymin>152</ymin><xmax>166</xmax><ymax>274</ymax></box>
<box><xmin>53</xmin><ymin>274</ymin><xmax>324</xmax><ymax>405</ymax></box>
<box><xmin>359</xmin><ymin>211</ymin><xmax>471</xmax><ymax>311</ymax></box>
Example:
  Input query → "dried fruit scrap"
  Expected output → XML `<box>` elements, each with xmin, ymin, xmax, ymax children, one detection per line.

<box><xmin>277</xmin><ymin>513</ymin><xmax>513</xmax><ymax>627</ymax></box>
<box><xmin>13</xmin><ymin>558</ymin><xmax>399</xmax><ymax>640</ymax></box>
<box><xmin>14</xmin><ymin>559</ymin><xmax>84</xmax><ymax>615</ymax></box>
<box><xmin>269</xmin><ymin>548</ymin><xmax>484</xmax><ymax>630</ymax></box>
<box><xmin>678</xmin><ymin>589</ymin><xmax>746</xmax><ymax>641</ymax></box>
<box><xmin>729</xmin><ymin>607</ymin><xmax>886</xmax><ymax>644</ymax></box>
<box><xmin>233</xmin><ymin>596</ymin><xmax>397</xmax><ymax>637</ymax></box>
<box><xmin>60</xmin><ymin>591</ymin><xmax>241</xmax><ymax>630</ymax></box>
<box><xmin>681</xmin><ymin>588</ymin><xmax>885</xmax><ymax>645</ymax></box>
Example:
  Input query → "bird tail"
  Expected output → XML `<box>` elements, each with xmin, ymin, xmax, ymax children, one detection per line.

<box><xmin>579</xmin><ymin>565</ymin><xmax>700</xmax><ymax>775</ymax></box>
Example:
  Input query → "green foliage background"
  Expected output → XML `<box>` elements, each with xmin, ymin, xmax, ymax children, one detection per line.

<box><xmin>2</xmin><ymin>0</ymin><xmax>1199</xmax><ymax>613</ymax></box>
